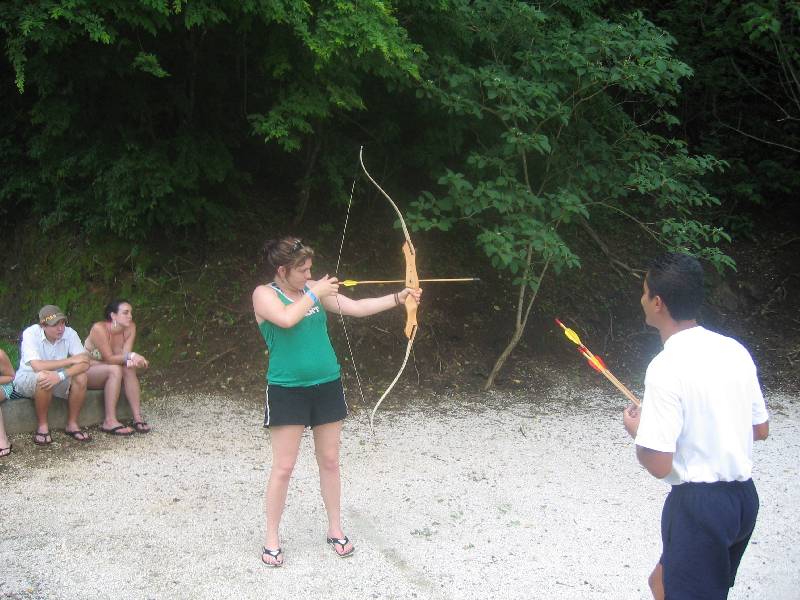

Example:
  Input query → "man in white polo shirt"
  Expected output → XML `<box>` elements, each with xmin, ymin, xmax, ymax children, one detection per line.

<box><xmin>13</xmin><ymin>305</ymin><xmax>92</xmax><ymax>445</ymax></box>
<box><xmin>623</xmin><ymin>253</ymin><xmax>769</xmax><ymax>600</ymax></box>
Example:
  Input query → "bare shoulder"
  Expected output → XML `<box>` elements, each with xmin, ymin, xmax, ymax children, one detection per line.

<box><xmin>253</xmin><ymin>283</ymin><xmax>282</xmax><ymax>295</ymax></box>
<box><xmin>253</xmin><ymin>283</ymin><xmax>277</xmax><ymax>299</ymax></box>
<box><xmin>253</xmin><ymin>283</ymin><xmax>283</xmax><ymax>324</ymax></box>
<box><xmin>253</xmin><ymin>283</ymin><xmax>281</xmax><ymax>311</ymax></box>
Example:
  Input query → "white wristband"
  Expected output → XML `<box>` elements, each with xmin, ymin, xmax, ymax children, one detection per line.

<box><xmin>57</xmin><ymin>369</ymin><xmax>66</xmax><ymax>382</ymax></box>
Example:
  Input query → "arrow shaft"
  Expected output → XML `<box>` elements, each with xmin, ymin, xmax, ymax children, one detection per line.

<box><xmin>599</xmin><ymin>368</ymin><xmax>641</xmax><ymax>406</ymax></box>
<box><xmin>343</xmin><ymin>277</ymin><xmax>478</xmax><ymax>287</ymax></box>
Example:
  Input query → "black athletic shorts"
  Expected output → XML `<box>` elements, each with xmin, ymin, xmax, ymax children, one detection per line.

<box><xmin>263</xmin><ymin>378</ymin><xmax>347</xmax><ymax>428</ymax></box>
<box><xmin>661</xmin><ymin>479</ymin><xmax>759</xmax><ymax>599</ymax></box>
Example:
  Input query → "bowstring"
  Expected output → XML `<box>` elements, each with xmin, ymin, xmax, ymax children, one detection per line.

<box><xmin>335</xmin><ymin>175</ymin><xmax>367</xmax><ymax>412</ymax></box>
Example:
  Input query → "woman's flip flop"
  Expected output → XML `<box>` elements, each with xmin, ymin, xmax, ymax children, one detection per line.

<box><xmin>64</xmin><ymin>429</ymin><xmax>92</xmax><ymax>442</ymax></box>
<box><xmin>261</xmin><ymin>547</ymin><xmax>284</xmax><ymax>567</ymax></box>
<box><xmin>326</xmin><ymin>536</ymin><xmax>355</xmax><ymax>558</ymax></box>
<box><xmin>33</xmin><ymin>431</ymin><xmax>52</xmax><ymax>446</ymax></box>
<box><xmin>100</xmin><ymin>425</ymin><xmax>134</xmax><ymax>436</ymax></box>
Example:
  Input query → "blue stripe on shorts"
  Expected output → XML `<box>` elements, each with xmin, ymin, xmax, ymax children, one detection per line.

<box><xmin>1</xmin><ymin>382</ymin><xmax>16</xmax><ymax>400</ymax></box>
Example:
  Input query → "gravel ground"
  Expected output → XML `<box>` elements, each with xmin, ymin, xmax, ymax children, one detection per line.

<box><xmin>0</xmin><ymin>385</ymin><xmax>797</xmax><ymax>600</ymax></box>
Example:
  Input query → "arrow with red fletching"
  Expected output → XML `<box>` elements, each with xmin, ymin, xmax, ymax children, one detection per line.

<box><xmin>555</xmin><ymin>318</ymin><xmax>641</xmax><ymax>406</ymax></box>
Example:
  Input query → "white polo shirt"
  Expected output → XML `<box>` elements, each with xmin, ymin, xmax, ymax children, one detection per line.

<box><xmin>15</xmin><ymin>323</ymin><xmax>85</xmax><ymax>375</ymax></box>
<box><xmin>635</xmin><ymin>326</ymin><xmax>769</xmax><ymax>485</ymax></box>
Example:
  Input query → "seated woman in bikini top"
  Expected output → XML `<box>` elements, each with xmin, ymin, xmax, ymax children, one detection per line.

<box><xmin>85</xmin><ymin>299</ymin><xmax>151</xmax><ymax>434</ymax></box>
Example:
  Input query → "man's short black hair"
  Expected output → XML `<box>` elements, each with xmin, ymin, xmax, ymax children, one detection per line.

<box><xmin>645</xmin><ymin>252</ymin><xmax>704</xmax><ymax>321</ymax></box>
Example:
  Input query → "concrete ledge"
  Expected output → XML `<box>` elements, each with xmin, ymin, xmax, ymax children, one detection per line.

<box><xmin>1</xmin><ymin>390</ymin><xmax>131</xmax><ymax>435</ymax></box>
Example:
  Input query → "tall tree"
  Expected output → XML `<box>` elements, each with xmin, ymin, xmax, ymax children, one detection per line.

<box><xmin>401</xmin><ymin>1</ymin><xmax>732</xmax><ymax>388</ymax></box>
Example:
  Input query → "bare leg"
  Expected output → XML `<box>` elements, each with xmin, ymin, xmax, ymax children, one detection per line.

<box><xmin>86</xmin><ymin>363</ymin><xmax>130</xmax><ymax>433</ymax></box>
<box><xmin>122</xmin><ymin>367</ymin><xmax>149</xmax><ymax>431</ymax></box>
<box><xmin>648</xmin><ymin>562</ymin><xmax>664</xmax><ymax>600</ymax></box>
<box><xmin>65</xmin><ymin>372</ymin><xmax>88</xmax><ymax>438</ymax></box>
<box><xmin>33</xmin><ymin>386</ymin><xmax>53</xmax><ymax>433</ymax></box>
<box><xmin>313</xmin><ymin>420</ymin><xmax>353</xmax><ymax>555</ymax></box>
<box><xmin>263</xmin><ymin>425</ymin><xmax>304</xmax><ymax>564</ymax></box>
<box><xmin>0</xmin><ymin>402</ymin><xmax>9</xmax><ymax>453</ymax></box>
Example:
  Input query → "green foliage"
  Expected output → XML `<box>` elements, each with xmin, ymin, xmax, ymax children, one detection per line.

<box><xmin>1</xmin><ymin>0</ymin><xmax>793</xmax><ymax>253</ymax></box>
<box><xmin>4</xmin><ymin>234</ymin><xmax>132</xmax><ymax>335</ymax></box>
<box><xmin>0</xmin><ymin>0</ymin><xmax>421</xmax><ymax>238</ymax></box>
<box><xmin>633</xmin><ymin>0</ymin><xmax>800</xmax><ymax>234</ymax></box>
<box><xmin>132</xmin><ymin>51</ymin><xmax>170</xmax><ymax>78</ymax></box>
<box><xmin>0</xmin><ymin>340</ymin><xmax>18</xmax><ymax>371</ymax></box>
<box><xmin>0</xmin><ymin>226</ymin><xmax>260</xmax><ymax>369</ymax></box>
<box><xmin>248</xmin><ymin>0</ymin><xmax>423</xmax><ymax>151</ymax></box>
<box><xmin>406</xmin><ymin>1</ymin><xmax>733</xmax><ymax>292</ymax></box>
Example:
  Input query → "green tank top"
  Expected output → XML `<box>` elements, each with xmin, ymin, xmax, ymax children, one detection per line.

<box><xmin>258</xmin><ymin>283</ymin><xmax>341</xmax><ymax>387</ymax></box>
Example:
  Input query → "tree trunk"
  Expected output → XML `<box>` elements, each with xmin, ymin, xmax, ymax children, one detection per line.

<box><xmin>484</xmin><ymin>250</ymin><xmax>551</xmax><ymax>390</ymax></box>
<box><xmin>484</xmin><ymin>327</ymin><xmax>524</xmax><ymax>390</ymax></box>
<box><xmin>293</xmin><ymin>137</ymin><xmax>322</xmax><ymax>225</ymax></box>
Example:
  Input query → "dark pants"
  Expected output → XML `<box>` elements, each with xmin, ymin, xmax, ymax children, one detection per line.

<box><xmin>661</xmin><ymin>479</ymin><xmax>759</xmax><ymax>599</ymax></box>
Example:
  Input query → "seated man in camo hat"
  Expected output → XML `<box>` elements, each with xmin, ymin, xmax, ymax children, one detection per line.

<box><xmin>13</xmin><ymin>305</ymin><xmax>92</xmax><ymax>445</ymax></box>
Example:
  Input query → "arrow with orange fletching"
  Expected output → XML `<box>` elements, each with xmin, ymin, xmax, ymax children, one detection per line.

<box><xmin>555</xmin><ymin>318</ymin><xmax>641</xmax><ymax>407</ymax></box>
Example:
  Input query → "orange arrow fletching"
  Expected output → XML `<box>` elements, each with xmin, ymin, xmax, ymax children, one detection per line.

<box><xmin>581</xmin><ymin>349</ymin><xmax>603</xmax><ymax>372</ymax></box>
<box><xmin>557</xmin><ymin>317</ymin><xmax>641</xmax><ymax>406</ymax></box>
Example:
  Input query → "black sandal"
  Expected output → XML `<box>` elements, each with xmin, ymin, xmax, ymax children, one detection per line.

<box><xmin>326</xmin><ymin>536</ymin><xmax>355</xmax><ymax>558</ymax></box>
<box><xmin>0</xmin><ymin>444</ymin><xmax>12</xmax><ymax>457</ymax></box>
<box><xmin>132</xmin><ymin>421</ymin><xmax>151</xmax><ymax>434</ymax></box>
<box><xmin>261</xmin><ymin>547</ymin><xmax>284</xmax><ymax>567</ymax></box>
<box><xmin>100</xmin><ymin>424</ymin><xmax>134</xmax><ymax>436</ymax></box>
<box><xmin>33</xmin><ymin>431</ymin><xmax>52</xmax><ymax>446</ymax></box>
<box><xmin>64</xmin><ymin>429</ymin><xmax>92</xmax><ymax>442</ymax></box>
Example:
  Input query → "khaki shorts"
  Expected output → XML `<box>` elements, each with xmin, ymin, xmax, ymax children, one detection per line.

<box><xmin>12</xmin><ymin>371</ymin><xmax>71</xmax><ymax>399</ymax></box>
